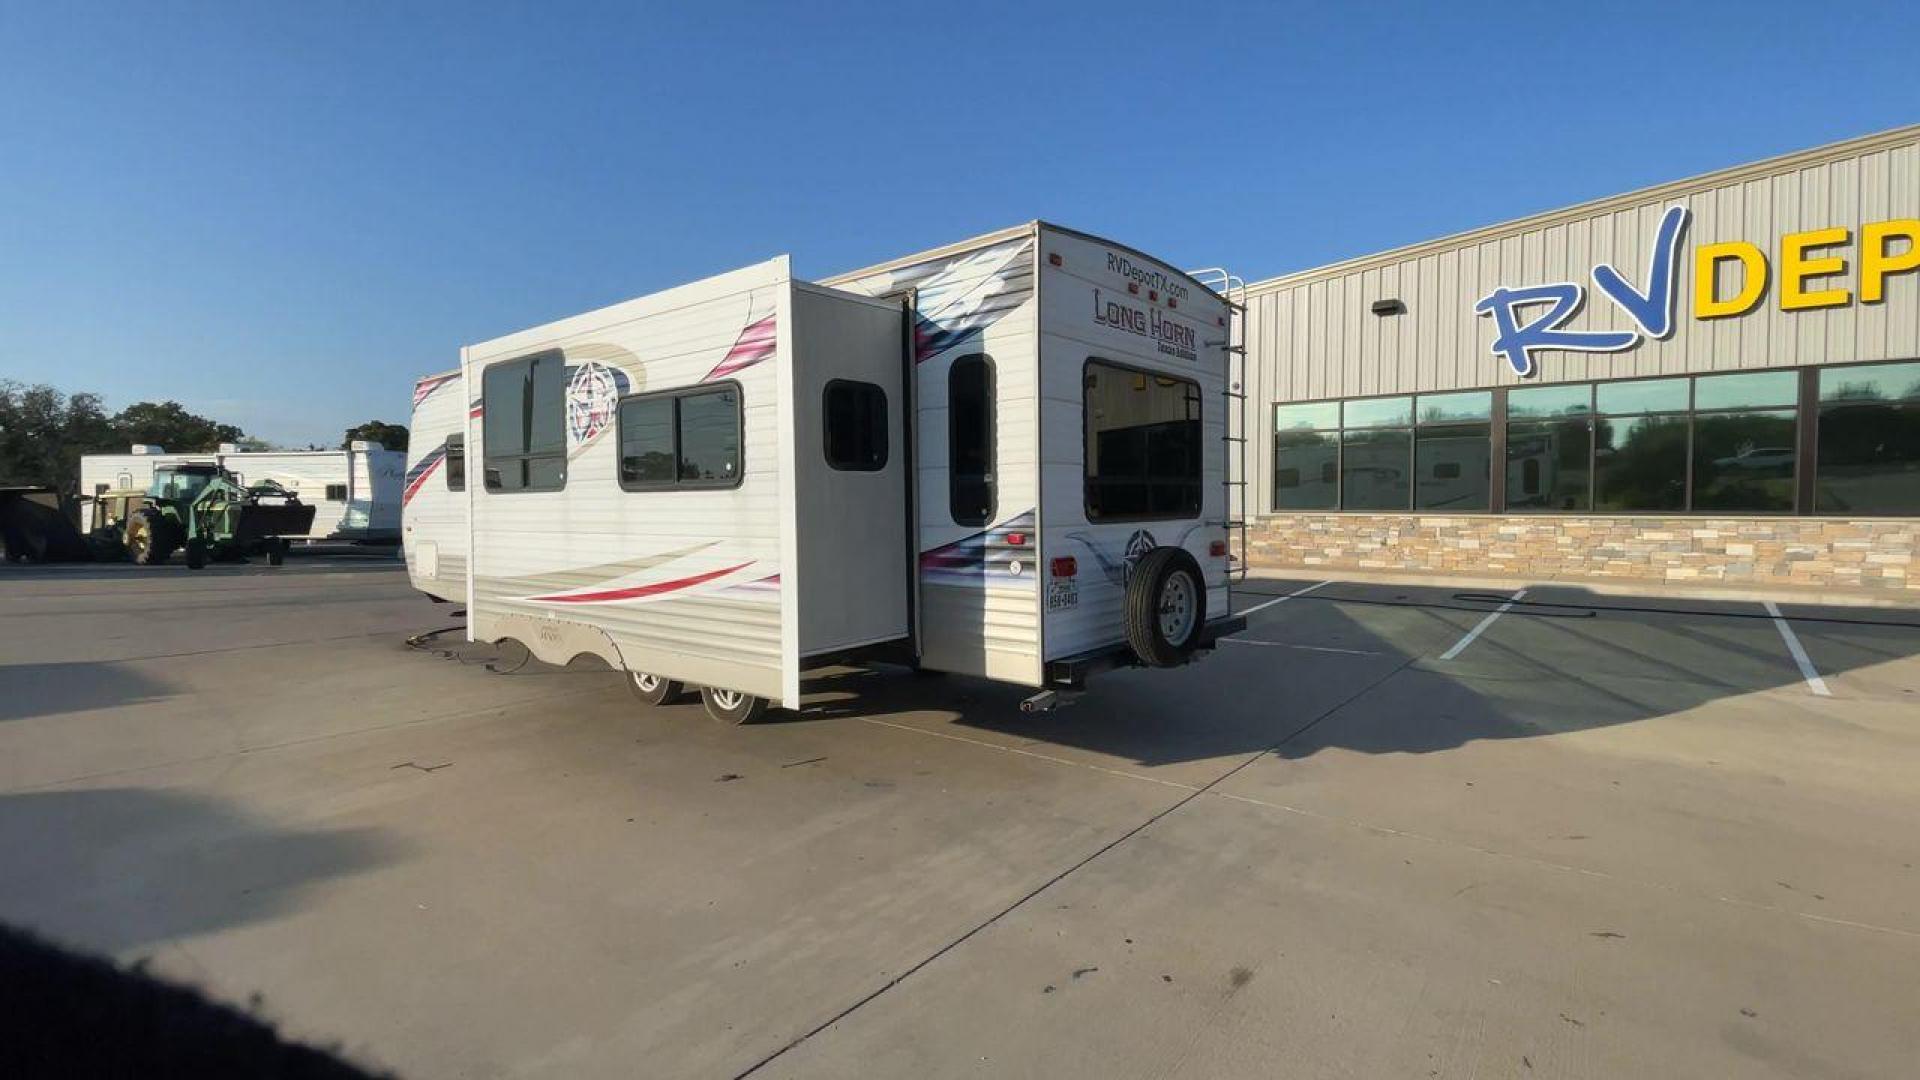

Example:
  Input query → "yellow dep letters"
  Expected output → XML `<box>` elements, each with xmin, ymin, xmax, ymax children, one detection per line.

<box><xmin>1696</xmin><ymin>219</ymin><xmax>1920</xmax><ymax>318</ymax></box>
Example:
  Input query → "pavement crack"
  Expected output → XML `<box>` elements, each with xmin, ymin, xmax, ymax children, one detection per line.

<box><xmin>736</xmin><ymin>651</ymin><xmax>1422</xmax><ymax>1078</ymax></box>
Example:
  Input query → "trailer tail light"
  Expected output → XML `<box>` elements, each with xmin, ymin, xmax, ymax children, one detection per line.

<box><xmin>1128</xmin><ymin>282</ymin><xmax>1139</xmax><ymax>294</ymax></box>
<box><xmin>1168</xmin><ymin>297</ymin><xmax>1178</xmax><ymax>309</ymax></box>
<box><xmin>1048</xmin><ymin>253</ymin><xmax>1062</xmax><ymax>267</ymax></box>
<box><xmin>1005</xmin><ymin>532</ymin><xmax>1028</xmax><ymax>547</ymax></box>
<box><xmin>1148</xmin><ymin>289</ymin><xmax>1158</xmax><ymax>301</ymax></box>
<box><xmin>1050</xmin><ymin>557</ymin><xmax>1077</xmax><ymax>578</ymax></box>
<box><xmin>1209</xmin><ymin>540</ymin><xmax>1228</xmax><ymax>557</ymax></box>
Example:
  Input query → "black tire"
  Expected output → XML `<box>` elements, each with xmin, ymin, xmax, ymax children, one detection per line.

<box><xmin>126</xmin><ymin>509</ymin><xmax>174</xmax><ymax>566</ymax></box>
<box><xmin>267</xmin><ymin>542</ymin><xmax>286</xmax><ymax>567</ymax></box>
<box><xmin>699</xmin><ymin>686</ymin><xmax>769</xmax><ymax>725</ymax></box>
<box><xmin>1123</xmin><ymin>546</ymin><xmax>1207</xmax><ymax>668</ymax></box>
<box><xmin>629</xmin><ymin>671</ymin><xmax>685</xmax><ymax>707</ymax></box>
<box><xmin>185</xmin><ymin>539</ymin><xmax>207</xmax><ymax>570</ymax></box>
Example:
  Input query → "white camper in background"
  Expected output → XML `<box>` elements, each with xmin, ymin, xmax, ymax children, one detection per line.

<box><xmin>402</xmin><ymin>369</ymin><xmax>470</xmax><ymax>602</ymax></box>
<box><xmin>80</xmin><ymin>443</ymin><xmax>406</xmax><ymax>542</ymax></box>
<box><xmin>422</xmin><ymin>222</ymin><xmax>1243</xmax><ymax>722</ymax></box>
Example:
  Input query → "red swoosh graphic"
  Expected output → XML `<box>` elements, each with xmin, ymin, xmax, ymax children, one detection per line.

<box><xmin>527</xmin><ymin>561</ymin><xmax>752</xmax><ymax>604</ymax></box>
<box><xmin>705</xmin><ymin>314</ymin><xmax>776</xmax><ymax>380</ymax></box>
<box><xmin>402</xmin><ymin>455</ymin><xmax>442</xmax><ymax>506</ymax></box>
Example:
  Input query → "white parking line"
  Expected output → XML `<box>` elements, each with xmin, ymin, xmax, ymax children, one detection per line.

<box><xmin>1764</xmin><ymin>600</ymin><xmax>1833</xmax><ymax>697</ymax></box>
<box><xmin>1236</xmin><ymin>579</ymin><xmax>1330</xmax><ymax>619</ymax></box>
<box><xmin>1219</xmin><ymin>638</ymin><xmax>1382</xmax><ymax>656</ymax></box>
<box><xmin>1437</xmin><ymin>589</ymin><xmax>1526</xmax><ymax>661</ymax></box>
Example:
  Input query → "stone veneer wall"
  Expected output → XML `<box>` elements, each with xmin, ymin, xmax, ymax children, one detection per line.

<box><xmin>1247</xmin><ymin>514</ymin><xmax>1920</xmax><ymax>593</ymax></box>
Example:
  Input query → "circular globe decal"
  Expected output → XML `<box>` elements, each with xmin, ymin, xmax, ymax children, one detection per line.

<box><xmin>566</xmin><ymin>362</ymin><xmax>623</xmax><ymax>445</ymax></box>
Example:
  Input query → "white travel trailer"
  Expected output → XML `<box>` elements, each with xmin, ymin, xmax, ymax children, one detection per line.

<box><xmin>80</xmin><ymin>443</ymin><xmax>405</xmax><ymax>542</ymax></box>
<box><xmin>424</xmin><ymin>223</ymin><xmax>1243</xmax><ymax>722</ymax></box>
<box><xmin>402</xmin><ymin>369</ymin><xmax>470</xmax><ymax>602</ymax></box>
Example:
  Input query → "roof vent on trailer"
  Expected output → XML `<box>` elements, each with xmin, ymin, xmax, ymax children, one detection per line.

<box><xmin>218</xmin><ymin>442</ymin><xmax>241</xmax><ymax>453</ymax></box>
<box><xmin>349</xmin><ymin>439</ymin><xmax>377</xmax><ymax>452</ymax></box>
<box><xmin>130</xmin><ymin>444</ymin><xmax>164</xmax><ymax>455</ymax></box>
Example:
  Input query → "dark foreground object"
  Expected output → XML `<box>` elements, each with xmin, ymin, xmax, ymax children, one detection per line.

<box><xmin>0</xmin><ymin>922</ymin><xmax>390</xmax><ymax>1079</ymax></box>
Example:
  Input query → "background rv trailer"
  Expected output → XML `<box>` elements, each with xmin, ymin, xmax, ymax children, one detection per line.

<box><xmin>418</xmin><ymin>222</ymin><xmax>1242</xmax><ymax>720</ymax></box>
<box><xmin>81</xmin><ymin>443</ymin><xmax>404</xmax><ymax>543</ymax></box>
<box><xmin>402</xmin><ymin>370</ymin><xmax>469</xmax><ymax>602</ymax></box>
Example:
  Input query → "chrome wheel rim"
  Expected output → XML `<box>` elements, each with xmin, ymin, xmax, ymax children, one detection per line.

<box><xmin>1159</xmin><ymin>570</ymin><xmax>1197</xmax><ymax>643</ymax></box>
<box><xmin>634</xmin><ymin>673</ymin><xmax>660</xmax><ymax>693</ymax></box>
<box><xmin>710</xmin><ymin>688</ymin><xmax>744</xmax><ymax>710</ymax></box>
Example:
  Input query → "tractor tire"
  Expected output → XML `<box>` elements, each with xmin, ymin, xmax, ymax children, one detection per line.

<box><xmin>126</xmin><ymin>509</ymin><xmax>174</xmax><ymax>566</ymax></box>
<box><xmin>1123</xmin><ymin>546</ymin><xmax>1207</xmax><ymax>668</ymax></box>
<box><xmin>185</xmin><ymin>539</ymin><xmax>208</xmax><ymax>570</ymax></box>
<box><xmin>699</xmin><ymin>686</ymin><xmax>769</xmax><ymax>725</ymax></box>
<box><xmin>629</xmin><ymin>671</ymin><xmax>685</xmax><ymax>707</ymax></box>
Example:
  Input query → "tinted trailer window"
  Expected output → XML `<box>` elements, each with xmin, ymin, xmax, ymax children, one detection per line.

<box><xmin>1083</xmin><ymin>359</ymin><xmax>1201</xmax><ymax>521</ymax></box>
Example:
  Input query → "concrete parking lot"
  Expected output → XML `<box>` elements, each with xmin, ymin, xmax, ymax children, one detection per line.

<box><xmin>3</xmin><ymin>558</ymin><xmax>1918</xmax><ymax>1078</ymax></box>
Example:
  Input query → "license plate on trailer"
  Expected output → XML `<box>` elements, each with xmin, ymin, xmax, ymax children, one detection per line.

<box><xmin>1046</xmin><ymin>577</ymin><xmax>1079</xmax><ymax>611</ymax></box>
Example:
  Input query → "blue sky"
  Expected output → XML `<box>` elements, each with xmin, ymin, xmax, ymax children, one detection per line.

<box><xmin>2</xmin><ymin>1</ymin><xmax>1915</xmax><ymax>447</ymax></box>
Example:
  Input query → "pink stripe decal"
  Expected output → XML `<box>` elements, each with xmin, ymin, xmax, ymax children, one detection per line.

<box><xmin>413</xmin><ymin>374</ymin><xmax>458</xmax><ymax>406</ymax></box>
<box><xmin>527</xmin><ymin>562</ymin><xmax>752</xmax><ymax>604</ymax></box>
<box><xmin>705</xmin><ymin>314</ymin><xmax>776</xmax><ymax>380</ymax></box>
<box><xmin>401</xmin><ymin>455</ymin><xmax>442</xmax><ymax>506</ymax></box>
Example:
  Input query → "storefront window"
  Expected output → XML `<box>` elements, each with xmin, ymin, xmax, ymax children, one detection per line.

<box><xmin>1415</xmin><ymin>391</ymin><xmax>1491</xmax><ymax>511</ymax></box>
<box><xmin>1341</xmin><ymin>427</ymin><xmax>1411</xmax><ymax>510</ymax></box>
<box><xmin>1507</xmin><ymin>418</ymin><xmax>1592</xmax><ymax>511</ymax></box>
<box><xmin>1273</xmin><ymin>403</ymin><xmax>1339</xmax><ymax>510</ymax></box>
<box><xmin>1508</xmin><ymin>384</ymin><xmax>1592</xmax><ymax>419</ymax></box>
<box><xmin>1691</xmin><ymin>371</ymin><xmax>1797</xmax><ymax>512</ymax></box>
<box><xmin>1596</xmin><ymin>377</ymin><xmax>1688</xmax><ymax>415</ymax></box>
<box><xmin>1594</xmin><ymin>414</ymin><xmax>1688</xmax><ymax>511</ymax></box>
<box><xmin>1265</xmin><ymin>364</ymin><xmax>1919</xmax><ymax>517</ymax></box>
<box><xmin>1815</xmin><ymin>360</ymin><xmax>1920</xmax><ymax>515</ymax></box>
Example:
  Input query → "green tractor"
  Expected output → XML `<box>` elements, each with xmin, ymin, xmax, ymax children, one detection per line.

<box><xmin>91</xmin><ymin>463</ymin><xmax>318</xmax><ymax>569</ymax></box>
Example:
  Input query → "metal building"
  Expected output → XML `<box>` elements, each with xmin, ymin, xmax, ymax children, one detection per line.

<box><xmin>1240</xmin><ymin>124</ymin><xmax>1920</xmax><ymax>593</ymax></box>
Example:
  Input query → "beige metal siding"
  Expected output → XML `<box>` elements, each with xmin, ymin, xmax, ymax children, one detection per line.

<box><xmin>1244</xmin><ymin>127</ymin><xmax>1920</xmax><ymax>513</ymax></box>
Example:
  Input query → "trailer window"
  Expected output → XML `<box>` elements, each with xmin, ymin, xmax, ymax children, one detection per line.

<box><xmin>444</xmin><ymin>435</ymin><xmax>465</xmax><ymax>491</ymax></box>
<box><xmin>949</xmin><ymin>354</ymin><xmax>995</xmax><ymax>525</ymax></box>
<box><xmin>483</xmin><ymin>351</ymin><xmax>567</xmax><ymax>493</ymax></box>
<box><xmin>1083</xmin><ymin>359</ymin><xmax>1202</xmax><ymax>521</ymax></box>
<box><xmin>823</xmin><ymin>380</ymin><xmax>888</xmax><ymax>472</ymax></box>
<box><xmin>325</xmin><ymin>484</ymin><xmax>347</xmax><ymax>501</ymax></box>
<box><xmin>617</xmin><ymin>384</ymin><xmax>743</xmax><ymax>490</ymax></box>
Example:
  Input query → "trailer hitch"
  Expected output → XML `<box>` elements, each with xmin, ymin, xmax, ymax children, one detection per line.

<box><xmin>1020</xmin><ymin>689</ymin><xmax>1083</xmax><ymax>714</ymax></box>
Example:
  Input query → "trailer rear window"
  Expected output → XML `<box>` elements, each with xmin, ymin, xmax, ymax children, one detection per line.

<box><xmin>949</xmin><ymin>354</ymin><xmax>995</xmax><ymax>525</ymax></box>
<box><xmin>823</xmin><ymin>380</ymin><xmax>888</xmax><ymax>472</ymax></box>
<box><xmin>445</xmin><ymin>435</ymin><xmax>465</xmax><ymax>491</ymax></box>
<box><xmin>483</xmin><ymin>351</ymin><xmax>567</xmax><ymax>493</ymax></box>
<box><xmin>617</xmin><ymin>384</ymin><xmax>743</xmax><ymax>490</ymax></box>
<box><xmin>1083</xmin><ymin>359</ymin><xmax>1202</xmax><ymax>521</ymax></box>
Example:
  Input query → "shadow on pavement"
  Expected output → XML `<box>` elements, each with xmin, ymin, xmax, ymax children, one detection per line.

<box><xmin>0</xmin><ymin>661</ymin><xmax>178</xmax><ymax>723</ymax></box>
<box><xmin>781</xmin><ymin>581</ymin><xmax>1920</xmax><ymax>767</ymax></box>
<box><xmin>0</xmin><ymin>787</ymin><xmax>406</xmax><ymax>955</ymax></box>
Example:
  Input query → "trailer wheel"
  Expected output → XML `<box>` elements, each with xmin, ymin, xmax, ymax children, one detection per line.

<box><xmin>267</xmin><ymin>541</ymin><xmax>286</xmax><ymax>567</ymax></box>
<box><xmin>700</xmin><ymin>686</ymin><xmax>769</xmax><ymax>725</ymax></box>
<box><xmin>629</xmin><ymin>671</ymin><xmax>685</xmax><ymax>707</ymax></box>
<box><xmin>126</xmin><ymin>509</ymin><xmax>173</xmax><ymax>566</ymax></box>
<box><xmin>184</xmin><ymin>539</ymin><xmax>208</xmax><ymax>570</ymax></box>
<box><xmin>1123</xmin><ymin>546</ymin><xmax>1206</xmax><ymax>668</ymax></box>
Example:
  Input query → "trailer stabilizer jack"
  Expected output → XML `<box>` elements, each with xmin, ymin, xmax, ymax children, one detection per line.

<box><xmin>1020</xmin><ymin>689</ymin><xmax>1083</xmax><ymax>714</ymax></box>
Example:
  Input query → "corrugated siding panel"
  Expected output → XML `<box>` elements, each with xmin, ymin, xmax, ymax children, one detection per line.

<box><xmin>1245</xmin><ymin>132</ymin><xmax>1920</xmax><ymax>512</ymax></box>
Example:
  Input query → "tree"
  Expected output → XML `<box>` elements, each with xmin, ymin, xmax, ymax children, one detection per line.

<box><xmin>0</xmin><ymin>381</ymin><xmax>122</xmax><ymax>511</ymax></box>
<box><xmin>112</xmin><ymin>400</ymin><xmax>245</xmax><ymax>453</ymax></box>
<box><xmin>343</xmin><ymin>421</ymin><xmax>408</xmax><ymax>452</ymax></box>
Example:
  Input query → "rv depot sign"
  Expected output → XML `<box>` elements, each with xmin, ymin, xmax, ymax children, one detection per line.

<box><xmin>1473</xmin><ymin>207</ymin><xmax>1920</xmax><ymax>376</ymax></box>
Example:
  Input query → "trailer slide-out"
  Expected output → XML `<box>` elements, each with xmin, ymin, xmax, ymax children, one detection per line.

<box><xmin>405</xmin><ymin>222</ymin><xmax>1244</xmax><ymax>722</ymax></box>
